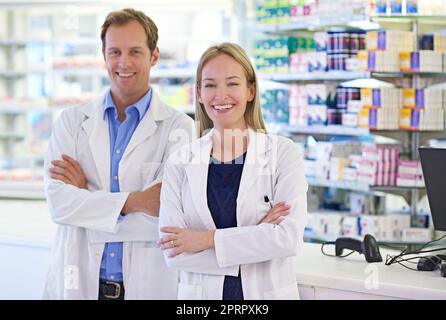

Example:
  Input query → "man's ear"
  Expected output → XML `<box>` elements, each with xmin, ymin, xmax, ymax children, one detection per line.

<box><xmin>150</xmin><ymin>47</ymin><xmax>160</xmax><ymax>67</ymax></box>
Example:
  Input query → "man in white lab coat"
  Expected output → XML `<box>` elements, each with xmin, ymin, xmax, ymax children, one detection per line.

<box><xmin>42</xmin><ymin>8</ymin><xmax>194</xmax><ymax>299</ymax></box>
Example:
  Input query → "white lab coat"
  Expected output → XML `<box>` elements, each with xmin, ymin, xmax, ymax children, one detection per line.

<box><xmin>42</xmin><ymin>91</ymin><xmax>195</xmax><ymax>299</ymax></box>
<box><xmin>159</xmin><ymin>128</ymin><xmax>308</xmax><ymax>300</ymax></box>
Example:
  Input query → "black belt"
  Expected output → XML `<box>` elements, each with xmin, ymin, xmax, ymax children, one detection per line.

<box><xmin>99</xmin><ymin>280</ymin><xmax>125</xmax><ymax>300</ymax></box>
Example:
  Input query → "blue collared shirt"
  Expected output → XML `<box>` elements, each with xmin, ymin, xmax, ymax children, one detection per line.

<box><xmin>99</xmin><ymin>88</ymin><xmax>152</xmax><ymax>282</ymax></box>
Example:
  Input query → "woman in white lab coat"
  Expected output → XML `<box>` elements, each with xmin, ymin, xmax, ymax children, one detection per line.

<box><xmin>158</xmin><ymin>42</ymin><xmax>308</xmax><ymax>300</ymax></box>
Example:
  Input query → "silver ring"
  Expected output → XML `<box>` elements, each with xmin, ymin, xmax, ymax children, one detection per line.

<box><xmin>171</xmin><ymin>240</ymin><xmax>175</xmax><ymax>247</ymax></box>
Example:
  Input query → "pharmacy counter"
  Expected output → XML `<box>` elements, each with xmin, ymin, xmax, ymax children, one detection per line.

<box><xmin>0</xmin><ymin>199</ymin><xmax>445</xmax><ymax>300</ymax></box>
<box><xmin>0</xmin><ymin>200</ymin><xmax>55</xmax><ymax>299</ymax></box>
<box><xmin>296</xmin><ymin>242</ymin><xmax>446</xmax><ymax>300</ymax></box>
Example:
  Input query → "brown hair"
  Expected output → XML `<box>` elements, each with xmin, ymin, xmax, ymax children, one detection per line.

<box><xmin>101</xmin><ymin>8</ymin><xmax>158</xmax><ymax>54</ymax></box>
<box><xmin>195</xmin><ymin>42</ymin><xmax>266</xmax><ymax>137</ymax></box>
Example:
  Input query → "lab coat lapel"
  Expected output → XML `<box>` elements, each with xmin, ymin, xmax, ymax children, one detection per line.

<box><xmin>185</xmin><ymin>131</ymin><xmax>216</xmax><ymax>230</ymax></box>
<box><xmin>80</xmin><ymin>97</ymin><xmax>111</xmax><ymax>191</ymax></box>
<box><xmin>123</xmin><ymin>92</ymin><xmax>169</xmax><ymax>159</ymax></box>
<box><xmin>236</xmin><ymin>129</ymin><xmax>271</xmax><ymax>209</ymax></box>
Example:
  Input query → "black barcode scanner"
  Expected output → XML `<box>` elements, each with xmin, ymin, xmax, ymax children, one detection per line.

<box><xmin>335</xmin><ymin>234</ymin><xmax>383</xmax><ymax>263</ymax></box>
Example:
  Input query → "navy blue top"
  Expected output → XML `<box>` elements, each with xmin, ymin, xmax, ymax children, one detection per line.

<box><xmin>207</xmin><ymin>152</ymin><xmax>247</xmax><ymax>300</ymax></box>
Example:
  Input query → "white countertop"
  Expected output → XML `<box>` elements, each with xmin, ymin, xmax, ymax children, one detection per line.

<box><xmin>0</xmin><ymin>200</ymin><xmax>55</xmax><ymax>248</ymax></box>
<box><xmin>296</xmin><ymin>242</ymin><xmax>446</xmax><ymax>299</ymax></box>
<box><xmin>0</xmin><ymin>200</ymin><xmax>445</xmax><ymax>299</ymax></box>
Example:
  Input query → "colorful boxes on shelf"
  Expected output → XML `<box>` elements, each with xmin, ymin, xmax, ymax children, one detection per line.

<box><xmin>396</xmin><ymin>160</ymin><xmax>425</xmax><ymax>187</ymax></box>
<box><xmin>399</xmin><ymin>50</ymin><xmax>443</xmax><ymax>72</ymax></box>
<box><xmin>261</xmin><ymin>88</ymin><xmax>290</xmax><ymax>124</ymax></box>
<box><xmin>366</xmin><ymin>30</ymin><xmax>414</xmax><ymax>52</ymax></box>
<box><xmin>356</xmin><ymin>144</ymin><xmax>399</xmax><ymax>186</ymax></box>
<box><xmin>306</xmin><ymin>212</ymin><xmax>413</xmax><ymax>242</ymax></box>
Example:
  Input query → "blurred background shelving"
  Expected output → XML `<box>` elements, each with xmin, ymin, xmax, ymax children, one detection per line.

<box><xmin>254</xmin><ymin>0</ymin><xmax>446</xmax><ymax>245</ymax></box>
<box><xmin>0</xmin><ymin>0</ymin><xmax>251</xmax><ymax>199</ymax></box>
<box><xmin>0</xmin><ymin>0</ymin><xmax>446</xmax><ymax>245</ymax></box>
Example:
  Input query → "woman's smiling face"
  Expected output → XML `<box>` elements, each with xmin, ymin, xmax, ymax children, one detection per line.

<box><xmin>198</xmin><ymin>53</ymin><xmax>255</xmax><ymax>131</ymax></box>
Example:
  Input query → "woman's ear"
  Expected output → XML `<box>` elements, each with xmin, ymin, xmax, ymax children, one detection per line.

<box><xmin>197</xmin><ymin>86</ymin><xmax>203</xmax><ymax>104</ymax></box>
<box><xmin>247</xmin><ymin>83</ymin><xmax>255</xmax><ymax>102</ymax></box>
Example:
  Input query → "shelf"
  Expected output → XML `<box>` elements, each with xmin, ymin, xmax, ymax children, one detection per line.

<box><xmin>0</xmin><ymin>180</ymin><xmax>44</xmax><ymax>200</ymax></box>
<box><xmin>256</xmin><ymin>14</ymin><xmax>370</xmax><ymax>32</ymax></box>
<box><xmin>275</xmin><ymin>124</ymin><xmax>446</xmax><ymax>137</ymax></box>
<box><xmin>306</xmin><ymin>176</ymin><xmax>425</xmax><ymax>194</ymax></box>
<box><xmin>258</xmin><ymin>71</ymin><xmax>370</xmax><ymax>82</ymax></box>
<box><xmin>371</xmin><ymin>15</ymin><xmax>446</xmax><ymax>20</ymax></box>
<box><xmin>258</xmin><ymin>71</ymin><xmax>446</xmax><ymax>82</ymax></box>
<box><xmin>304</xmin><ymin>232</ymin><xmax>431</xmax><ymax>245</ymax></box>
<box><xmin>0</xmin><ymin>38</ymin><xmax>99</xmax><ymax>46</ymax></box>
<box><xmin>0</xmin><ymin>106</ymin><xmax>33</xmax><ymax>114</ymax></box>
<box><xmin>0</xmin><ymin>133</ymin><xmax>26</xmax><ymax>140</ymax></box>
<box><xmin>277</xmin><ymin>124</ymin><xmax>370</xmax><ymax>136</ymax></box>
<box><xmin>371</xmin><ymin>15</ymin><xmax>446</xmax><ymax>32</ymax></box>
<box><xmin>0</xmin><ymin>67</ymin><xmax>197</xmax><ymax>79</ymax></box>
<box><xmin>372</xmin><ymin>71</ymin><xmax>446</xmax><ymax>78</ymax></box>
<box><xmin>307</xmin><ymin>177</ymin><xmax>371</xmax><ymax>192</ymax></box>
<box><xmin>0</xmin><ymin>69</ymin><xmax>106</xmax><ymax>77</ymax></box>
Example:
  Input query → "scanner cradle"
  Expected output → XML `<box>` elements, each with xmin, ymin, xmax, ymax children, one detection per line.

<box><xmin>335</xmin><ymin>234</ymin><xmax>383</xmax><ymax>263</ymax></box>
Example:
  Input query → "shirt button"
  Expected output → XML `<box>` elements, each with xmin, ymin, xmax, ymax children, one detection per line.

<box><xmin>110</xmin><ymin>275</ymin><xmax>115</xmax><ymax>280</ymax></box>
<box><xmin>114</xmin><ymin>176</ymin><xmax>118</xmax><ymax>180</ymax></box>
<box><xmin>116</xmin><ymin>149</ymin><xmax>120</xmax><ymax>154</ymax></box>
<box><xmin>110</xmin><ymin>252</ymin><xmax>115</xmax><ymax>258</ymax></box>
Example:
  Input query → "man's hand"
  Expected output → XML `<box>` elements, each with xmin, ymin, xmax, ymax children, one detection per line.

<box><xmin>259</xmin><ymin>202</ymin><xmax>290</xmax><ymax>225</ymax></box>
<box><xmin>122</xmin><ymin>182</ymin><xmax>162</xmax><ymax>217</ymax></box>
<box><xmin>158</xmin><ymin>227</ymin><xmax>215</xmax><ymax>258</ymax></box>
<box><xmin>49</xmin><ymin>154</ymin><xmax>87</xmax><ymax>189</ymax></box>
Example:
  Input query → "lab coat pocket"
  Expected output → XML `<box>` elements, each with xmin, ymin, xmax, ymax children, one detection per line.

<box><xmin>263</xmin><ymin>282</ymin><xmax>300</xmax><ymax>300</ymax></box>
<box><xmin>127</xmin><ymin>246</ymin><xmax>178</xmax><ymax>299</ymax></box>
<box><xmin>177</xmin><ymin>282</ymin><xmax>203</xmax><ymax>300</ymax></box>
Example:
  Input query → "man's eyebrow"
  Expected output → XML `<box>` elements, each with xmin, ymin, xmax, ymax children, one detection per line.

<box><xmin>107</xmin><ymin>46</ymin><xmax>144</xmax><ymax>51</ymax></box>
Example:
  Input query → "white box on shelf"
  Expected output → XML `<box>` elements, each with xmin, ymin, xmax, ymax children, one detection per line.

<box><xmin>342</xmin><ymin>216</ymin><xmax>360</xmax><ymax>237</ymax></box>
<box><xmin>402</xmin><ymin>228</ymin><xmax>432</xmax><ymax>243</ymax></box>
<box><xmin>359</xmin><ymin>215</ymin><xmax>381</xmax><ymax>239</ymax></box>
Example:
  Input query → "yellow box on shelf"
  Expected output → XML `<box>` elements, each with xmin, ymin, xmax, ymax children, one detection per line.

<box><xmin>360</xmin><ymin>88</ymin><xmax>373</xmax><ymax>107</ymax></box>
<box><xmin>399</xmin><ymin>52</ymin><xmax>412</xmax><ymax>72</ymax></box>
<box><xmin>399</xmin><ymin>107</ymin><xmax>412</xmax><ymax>130</ymax></box>
<box><xmin>403</xmin><ymin>88</ymin><xmax>416</xmax><ymax>107</ymax></box>
<box><xmin>358</xmin><ymin>107</ymin><xmax>370</xmax><ymax>128</ymax></box>
<box><xmin>357</xmin><ymin>50</ymin><xmax>369</xmax><ymax>71</ymax></box>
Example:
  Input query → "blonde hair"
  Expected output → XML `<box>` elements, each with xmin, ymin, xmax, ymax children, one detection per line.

<box><xmin>195</xmin><ymin>42</ymin><xmax>266</xmax><ymax>137</ymax></box>
<box><xmin>101</xmin><ymin>8</ymin><xmax>158</xmax><ymax>55</ymax></box>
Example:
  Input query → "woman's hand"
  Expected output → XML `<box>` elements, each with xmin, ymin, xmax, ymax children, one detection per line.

<box><xmin>49</xmin><ymin>154</ymin><xmax>87</xmax><ymax>189</ymax></box>
<box><xmin>259</xmin><ymin>202</ymin><xmax>290</xmax><ymax>225</ymax></box>
<box><xmin>159</xmin><ymin>227</ymin><xmax>215</xmax><ymax>257</ymax></box>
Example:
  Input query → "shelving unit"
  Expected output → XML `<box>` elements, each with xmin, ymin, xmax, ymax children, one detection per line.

<box><xmin>258</xmin><ymin>71</ymin><xmax>371</xmax><ymax>81</ymax></box>
<box><xmin>256</xmin><ymin>14</ymin><xmax>371</xmax><ymax>33</ymax></box>
<box><xmin>255</xmin><ymin>4</ymin><xmax>446</xmax><ymax>244</ymax></box>
<box><xmin>0</xmin><ymin>1</ymin><xmax>245</xmax><ymax>199</ymax></box>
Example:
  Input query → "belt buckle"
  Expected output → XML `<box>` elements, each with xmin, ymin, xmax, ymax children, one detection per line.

<box><xmin>103</xmin><ymin>281</ymin><xmax>121</xmax><ymax>299</ymax></box>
